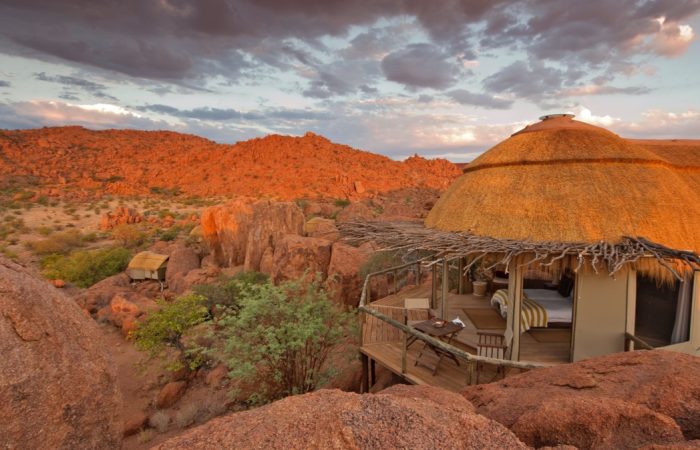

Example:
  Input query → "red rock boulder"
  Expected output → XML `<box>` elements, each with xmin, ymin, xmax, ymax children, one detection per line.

<box><xmin>463</xmin><ymin>350</ymin><xmax>700</xmax><ymax>445</ymax></box>
<box><xmin>201</xmin><ymin>199</ymin><xmax>305</xmax><ymax>271</ymax></box>
<box><xmin>512</xmin><ymin>396</ymin><xmax>683</xmax><ymax>449</ymax></box>
<box><xmin>99</xmin><ymin>206</ymin><xmax>142</xmax><ymax>230</ymax></box>
<box><xmin>0</xmin><ymin>257</ymin><xmax>122</xmax><ymax>449</ymax></box>
<box><xmin>153</xmin><ymin>385</ymin><xmax>527</xmax><ymax>449</ymax></box>
<box><xmin>166</xmin><ymin>245</ymin><xmax>201</xmax><ymax>294</ymax></box>
<box><xmin>269</xmin><ymin>234</ymin><xmax>332</xmax><ymax>282</ymax></box>
<box><xmin>326</xmin><ymin>242</ymin><xmax>375</xmax><ymax>305</ymax></box>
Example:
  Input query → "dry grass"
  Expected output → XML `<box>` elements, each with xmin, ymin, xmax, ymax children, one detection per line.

<box><xmin>148</xmin><ymin>411</ymin><xmax>170</xmax><ymax>433</ymax></box>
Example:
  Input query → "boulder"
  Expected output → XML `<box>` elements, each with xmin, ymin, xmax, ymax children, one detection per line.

<box><xmin>463</xmin><ymin>350</ymin><xmax>700</xmax><ymax>444</ymax></box>
<box><xmin>242</xmin><ymin>201</ymin><xmax>306</xmax><ymax>272</ymax></box>
<box><xmin>156</xmin><ymin>381</ymin><xmax>188</xmax><ymax>409</ymax></box>
<box><xmin>511</xmin><ymin>396</ymin><xmax>683</xmax><ymax>449</ymax></box>
<box><xmin>75</xmin><ymin>272</ymin><xmax>132</xmax><ymax>314</ymax></box>
<box><xmin>99</xmin><ymin>206</ymin><xmax>142</xmax><ymax>230</ymax></box>
<box><xmin>166</xmin><ymin>245</ymin><xmax>201</xmax><ymax>294</ymax></box>
<box><xmin>335</xmin><ymin>201</ymin><xmax>376</xmax><ymax>223</ymax></box>
<box><xmin>303</xmin><ymin>217</ymin><xmax>340</xmax><ymax>241</ymax></box>
<box><xmin>153</xmin><ymin>385</ymin><xmax>527</xmax><ymax>449</ymax></box>
<box><xmin>201</xmin><ymin>199</ymin><xmax>305</xmax><ymax>271</ymax></box>
<box><xmin>326</xmin><ymin>242</ymin><xmax>374</xmax><ymax>305</ymax></box>
<box><xmin>123</xmin><ymin>410</ymin><xmax>149</xmax><ymax>437</ymax></box>
<box><xmin>0</xmin><ymin>257</ymin><xmax>122</xmax><ymax>449</ymax></box>
<box><xmin>270</xmin><ymin>234</ymin><xmax>332</xmax><ymax>282</ymax></box>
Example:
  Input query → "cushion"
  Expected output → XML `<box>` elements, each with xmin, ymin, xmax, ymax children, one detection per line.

<box><xmin>558</xmin><ymin>275</ymin><xmax>574</xmax><ymax>297</ymax></box>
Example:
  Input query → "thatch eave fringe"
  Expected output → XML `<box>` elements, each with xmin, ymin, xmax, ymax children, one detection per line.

<box><xmin>338</xmin><ymin>221</ymin><xmax>700</xmax><ymax>280</ymax></box>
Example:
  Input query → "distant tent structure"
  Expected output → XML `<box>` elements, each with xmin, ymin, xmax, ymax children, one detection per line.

<box><xmin>127</xmin><ymin>251</ymin><xmax>169</xmax><ymax>289</ymax></box>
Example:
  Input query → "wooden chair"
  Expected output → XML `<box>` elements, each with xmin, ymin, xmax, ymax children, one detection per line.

<box><xmin>404</xmin><ymin>297</ymin><xmax>431</xmax><ymax>347</ymax></box>
<box><xmin>476</xmin><ymin>294</ymin><xmax>514</xmax><ymax>383</ymax></box>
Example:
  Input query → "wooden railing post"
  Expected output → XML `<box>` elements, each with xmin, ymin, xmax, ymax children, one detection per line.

<box><xmin>401</xmin><ymin>310</ymin><xmax>408</xmax><ymax>374</ymax></box>
<box><xmin>393</xmin><ymin>269</ymin><xmax>398</xmax><ymax>294</ymax></box>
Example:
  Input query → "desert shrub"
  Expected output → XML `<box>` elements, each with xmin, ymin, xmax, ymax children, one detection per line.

<box><xmin>148</xmin><ymin>411</ymin><xmax>170</xmax><ymax>432</ymax></box>
<box><xmin>155</xmin><ymin>227</ymin><xmax>179</xmax><ymax>242</ymax></box>
<box><xmin>131</xmin><ymin>294</ymin><xmax>210</xmax><ymax>371</ymax></box>
<box><xmin>193</xmin><ymin>271</ymin><xmax>268</xmax><ymax>315</ymax></box>
<box><xmin>36</xmin><ymin>226</ymin><xmax>53</xmax><ymax>237</ymax></box>
<box><xmin>221</xmin><ymin>277</ymin><xmax>356</xmax><ymax>405</ymax></box>
<box><xmin>111</xmin><ymin>224</ymin><xmax>145</xmax><ymax>248</ymax></box>
<box><xmin>173</xmin><ymin>403</ymin><xmax>199</xmax><ymax>429</ymax></box>
<box><xmin>136</xmin><ymin>429</ymin><xmax>154</xmax><ymax>444</ymax></box>
<box><xmin>42</xmin><ymin>247</ymin><xmax>131</xmax><ymax>287</ymax></box>
<box><xmin>27</xmin><ymin>229</ymin><xmax>87</xmax><ymax>255</ymax></box>
<box><xmin>333</xmin><ymin>198</ymin><xmax>350</xmax><ymax>208</ymax></box>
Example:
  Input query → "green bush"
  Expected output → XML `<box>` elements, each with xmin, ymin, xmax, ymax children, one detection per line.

<box><xmin>221</xmin><ymin>277</ymin><xmax>356</xmax><ymax>405</ymax></box>
<box><xmin>193</xmin><ymin>271</ymin><xmax>268</xmax><ymax>315</ymax></box>
<box><xmin>131</xmin><ymin>294</ymin><xmax>210</xmax><ymax>371</ymax></box>
<box><xmin>42</xmin><ymin>247</ymin><xmax>131</xmax><ymax>287</ymax></box>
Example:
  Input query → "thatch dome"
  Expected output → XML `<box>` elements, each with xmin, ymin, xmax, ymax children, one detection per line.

<box><xmin>425</xmin><ymin>115</ymin><xmax>700</xmax><ymax>253</ymax></box>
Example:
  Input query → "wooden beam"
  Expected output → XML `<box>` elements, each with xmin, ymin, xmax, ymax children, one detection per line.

<box><xmin>624</xmin><ymin>332</ymin><xmax>654</xmax><ymax>350</ymax></box>
<box><xmin>359</xmin><ymin>305</ymin><xmax>548</xmax><ymax>370</ymax></box>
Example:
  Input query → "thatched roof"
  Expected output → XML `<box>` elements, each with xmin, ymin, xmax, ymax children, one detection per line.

<box><xmin>340</xmin><ymin>115</ymin><xmax>700</xmax><ymax>280</ymax></box>
<box><xmin>425</xmin><ymin>115</ymin><xmax>700</xmax><ymax>254</ymax></box>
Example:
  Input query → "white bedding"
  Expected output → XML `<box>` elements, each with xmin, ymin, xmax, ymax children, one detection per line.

<box><xmin>523</xmin><ymin>289</ymin><xmax>573</xmax><ymax>323</ymax></box>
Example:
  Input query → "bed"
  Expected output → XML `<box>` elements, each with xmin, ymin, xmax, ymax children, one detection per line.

<box><xmin>491</xmin><ymin>289</ymin><xmax>573</xmax><ymax>331</ymax></box>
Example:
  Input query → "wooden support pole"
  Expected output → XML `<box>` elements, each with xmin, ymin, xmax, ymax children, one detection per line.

<box><xmin>370</xmin><ymin>359</ymin><xmax>376</xmax><ymax>386</ymax></box>
<box><xmin>393</xmin><ymin>269</ymin><xmax>398</xmax><ymax>294</ymax></box>
<box><xmin>431</xmin><ymin>264</ymin><xmax>437</xmax><ymax>309</ymax></box>
<box><xmin>401</xmin><ymin>310</ymin><xmax>408</xmax><ymax>374</ymax></box>
<box><xmin>458</xmin><ymin>257</ymin><xmax>464</xmax><ymax>295</ymax></box>
<box><xmin>441</xmin><ymin>258</ymin><xmax>449</xmax><ymax>319</ymax></box>
<box><xmin>360</xmin><ymin>353</ymin><xmax>369</xmax><ymax>393</ymax></box>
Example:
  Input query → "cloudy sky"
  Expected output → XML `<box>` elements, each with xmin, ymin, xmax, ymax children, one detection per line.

<box><xmin>0</xmin><ymin>0</ymin><xmax>699</xmax><ymax>161</ymax></box>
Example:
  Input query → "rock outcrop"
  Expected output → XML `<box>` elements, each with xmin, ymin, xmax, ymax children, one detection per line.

<box><xmin>166</xmin><ymin>245</ymin><xmax>201</xmax><ymax>294</ymax></box>
<box><xmin>0</xmin><ymin>257</ymin><xmax>122</xmax><ymax>449</ymax></box>
<box><xmin>463</xmin><ymin>349</ymin><xmax>700</xmax><ymax>447</ymax></box>
<box><xmin>201</xmin><ymin>199</ymin><xmax>305</xmax><ymax>270</ymax></box>
<box><xmin>269</xmin><ymin>234</ymin><xmax>332</xmax><ymax>282</ymax></box>
<box><xmin>326</xmin><ymin>242</ymin><xmax>375</xmax><ymax>305</ymax></box>
<box><xmin>153</xmin><ymin>385</ymin><xmax>527</xmax><ymax>449</ymax></box>
<box><xmin>99</xmin><ymin>206</ymin><xmax>142</xmax><ymax>230</ymax></box>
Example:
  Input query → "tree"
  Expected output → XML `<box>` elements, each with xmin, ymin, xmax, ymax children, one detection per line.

<box><xmin>221</xmin><ymin>277</ymin><xmax>356</xmax><ymax>404</ymax></box>
<box><xmin>131</xmin><ymin>294</ymin><xmax>210</xmax><ymax>371</ymax></box>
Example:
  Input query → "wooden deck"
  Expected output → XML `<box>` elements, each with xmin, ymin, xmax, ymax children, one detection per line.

<box><xmin>361</xmin><ymin>281</ymin><xmax>572</xmax><ymax>391</ymax></box>
<box><xmin>360</xmin><ymin>341</ymin><xmax>518</xmax><ymax>392</ymax></box>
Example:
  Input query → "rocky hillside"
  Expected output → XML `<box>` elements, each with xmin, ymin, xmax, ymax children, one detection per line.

<box><xmin>0</xmin><ymin>127</ymin><xmax>460</xmax><ymax>200</ymax></box>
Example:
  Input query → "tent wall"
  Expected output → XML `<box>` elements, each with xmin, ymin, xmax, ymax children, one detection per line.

<box><xmin>572</xmin><ymin>268</ymin><xmax>629</xmax><ymax>361</ymax></box>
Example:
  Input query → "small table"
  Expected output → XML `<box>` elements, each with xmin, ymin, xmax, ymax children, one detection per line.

<box><xmin>413</xmin><ymin>319</ymin><xmax>463</xmax><ymax>375</ymax></box>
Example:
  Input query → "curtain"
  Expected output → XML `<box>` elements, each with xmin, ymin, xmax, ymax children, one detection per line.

<box><xmin>671</xmin><ymin>272</ymin><xmax>694</xmax><ymax>344</ymax></box>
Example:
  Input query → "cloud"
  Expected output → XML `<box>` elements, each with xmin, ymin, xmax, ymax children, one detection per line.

<box><xmin>0</xmin><ymin>100</ymin><xmax>165</xmax><ymax>130</ymax></box>
<box><xmin>447</xmin><ymin>89</ymin><xmax>513</xmax><ymax>109</ymax></box>
<box><xmin>560</xmin><ymin>85</ymin><xmax>652</xmax><ymax>97</ymax></box>
<box><xmin>0</xmin><ymin>80</ymin><xmax>10</xmax><ymax>87</ymax></box>
<box><xmin>381</xmin><ymin>43</ymin><xmax>462</xmax><ymax>89</ymax></box>
<box><xmin>34</xmin><ymin>72</ymin><xmax>117</xmax><ymax>101</ymax></box>
<box><xmin>650</xmin><ymin>17</ymin><xmax>696</xmax><ymax>56</ymax></box>
<box><xmin>613</xmin><ymin>108</ymin><xmax>700</xmax><ymax>139</ymax></box>
<box><xmin>483</xmin><ymin>60</ymin><xmax>567</xmax><ymax>101</ymax></box>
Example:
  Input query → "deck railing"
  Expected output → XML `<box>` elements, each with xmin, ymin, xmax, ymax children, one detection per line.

<box><xmin>358</xmin><ymin>261</ymin><xmax>549</xmax><ymax>389</ymax></box>
<box><xmin>624</xmin><ymin>332</ymin><xmax>655</xmax><ymax>351</ymax></box>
